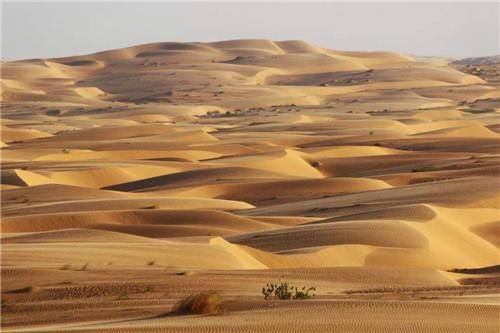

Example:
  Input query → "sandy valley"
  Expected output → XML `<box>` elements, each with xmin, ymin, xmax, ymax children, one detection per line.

<box><xmin>1</xmin><ymin>39</ymin><xmax>499</xmax><ymax>332</ymax></box>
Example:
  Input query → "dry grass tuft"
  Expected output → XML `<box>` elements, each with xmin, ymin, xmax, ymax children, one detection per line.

<box><xmin>175</xmin><ymin>291</ymin><xmax>223</xmax><ymax>315</ymax></box>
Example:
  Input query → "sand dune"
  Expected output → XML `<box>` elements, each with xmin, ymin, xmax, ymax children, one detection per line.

<box><xmin>1</xmin><ymin>126</ymin><xmax>53</xmax><ymax>142</ymax></box>
<box><xmin>104</xmin><ymin>166</ymin><xmax>290</xmax><ymax>192</ymax></box>
<box><xmin>229</xmin><ymin>220</ymin><xmax>429</xmax><ymax>254</ymax></box>
<box><xmin>1</xmin><ymin>235</ymin><xmax>267</xmax><ymax>270</ymax></box>
<box><xmin>1</xmin><ymin>39</ymin><xmax>498</xmax><ymax>332</ymax></box>
<box><xmin>209</xmin><ymin>149</ymin><xmax>324</xmax><ymax>178</ymax></box>
<box><xmin>1</xmin><ymin>209</ymin><xmax>280</xmax><ymax>236</ymax></box>
<box><xmin>2</xmin><ymin>196</ymin><xmax>254</xmax><ymax>218</ymax></box>
<box><xmin>212</xmin><ymin>177</ymin><xmax>391</xmax><ymax>206</ymax></box>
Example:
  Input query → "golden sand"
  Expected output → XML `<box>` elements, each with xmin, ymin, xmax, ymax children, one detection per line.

<box><xmin>1</xmin><ymin>40</ymin><xmax>499</xmax><ymax>332</ymax></box>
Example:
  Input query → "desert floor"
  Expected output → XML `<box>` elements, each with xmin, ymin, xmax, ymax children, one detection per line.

<box><xmin>1</xmin><ymin>40</ymin><xmax>499</xmax><ymax>332</ymax></box>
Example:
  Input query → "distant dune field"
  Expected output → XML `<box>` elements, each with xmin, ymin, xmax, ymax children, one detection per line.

<box><xmin>1</xmin><ymin>39</ymin><xmax>499</xmax><ymax>333</ymax></box>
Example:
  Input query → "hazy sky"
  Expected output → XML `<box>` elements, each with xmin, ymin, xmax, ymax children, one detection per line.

<box><xmin>2</xmin><ymin>2</ymin><xmax>499</xmax><ymax>60</ymax></box>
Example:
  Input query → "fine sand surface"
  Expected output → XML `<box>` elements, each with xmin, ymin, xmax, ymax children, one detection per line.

<box><xmin>1</xmin><ymin>39</ymin><xmax>499</xmax><ymax>332</ymax></box>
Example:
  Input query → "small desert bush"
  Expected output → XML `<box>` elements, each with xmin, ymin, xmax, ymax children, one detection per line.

<box><xmin>142</xmin><ymin>286</ymin><xmax>153</xmax><ymax>293</ymax></box>
<box><xmin>262</xmin><ymin>282</ymin><xmax>316</xmax><ymax>300</ymax></box>
<box><xmin>116</xmin><ymin>292</ymin><xmax>129</xmax><ymax>300</ymax></box>
<box><xmin>46</xmin><ymin>109</ymin><xmax>61</xmax><ymax>116</ymax></box>
<box><xmin>175</xmin><ymin>291</ymin><xmax>222</xmax><ymax>315</ymax></box>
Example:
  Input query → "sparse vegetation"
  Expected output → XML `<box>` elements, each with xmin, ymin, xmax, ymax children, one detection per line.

<box><xmin>262</xmin><ymin>282</ymin><xmax>316</xmax><ymax>300</ymax></box>
<box><xmin>174</xmin><ymin>291</ymin><xmax>223</xmax><ymax>315</ymax></box>
<box><xmin>116</xmin><ymin>292</ymin><xmax>129</xmax><ymax>300</ymax></box>
<box><xmin>142</xmin><ymin>286</ymin><xmax>153</xmax><ymax>293</ymax></box>
<box><xmin>46</xmin><ymin>109</ymin><xmax>61</xmax><ymax>116</ymax></box>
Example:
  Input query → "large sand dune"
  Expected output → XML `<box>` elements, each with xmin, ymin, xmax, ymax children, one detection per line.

<box><xmin>1</xmin><ymin>39</ymin><xmax>499</xmax><ymax>332</ymax></box>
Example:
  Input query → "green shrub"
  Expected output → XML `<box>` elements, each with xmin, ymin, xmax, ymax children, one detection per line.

<box><xmin>262</xmin><ymin>282</ymin><xmax>316</xmax><ymax>300</ymax></box>
<box><xmin>293</xmin><ymin>286</ymin><xmax>316</xmax><ymax>299</ymax></box>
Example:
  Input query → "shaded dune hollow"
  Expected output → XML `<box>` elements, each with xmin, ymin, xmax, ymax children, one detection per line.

<box><xmin>1</xmin><ymin>39</ymin><xmax>499</xmax><ymax>332</ymax></box>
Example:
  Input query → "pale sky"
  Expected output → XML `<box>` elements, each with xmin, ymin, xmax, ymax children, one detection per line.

<box><xmin>2</xmin><ymin>1</ymin><xmax>499</xmax><ymax>60</ymax></box>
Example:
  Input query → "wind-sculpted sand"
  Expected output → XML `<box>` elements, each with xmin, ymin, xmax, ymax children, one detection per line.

<box><xmin>1</xmin><ymin>40</ymin><xmax>499</xmax><ymax>332</ymax></box>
